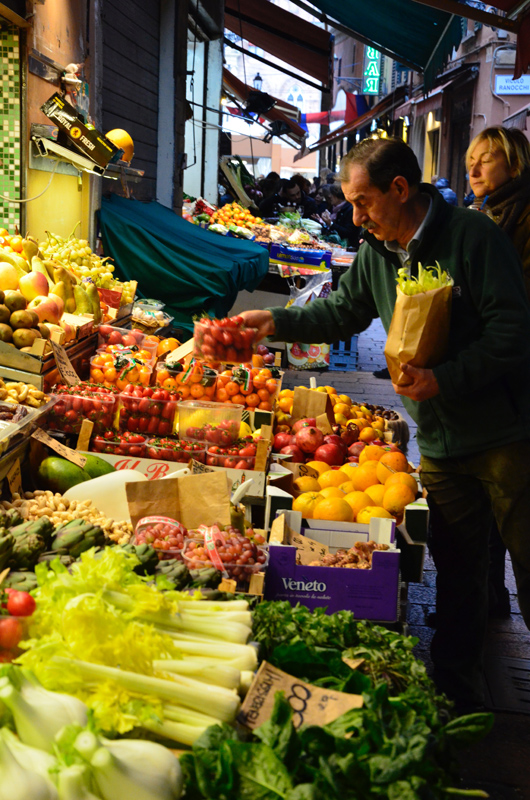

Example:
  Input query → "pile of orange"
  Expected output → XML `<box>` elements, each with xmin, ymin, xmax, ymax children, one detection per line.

<box><xmin>215</xmin><ymin>366</ymin><xmax>280</xmax><ymax>411</ymax></box>
<box><xmin>209</xmin><ymin>203</ymin><xmax>262</xmax><ymax>229</ymax></box>
<box><xmin>0</xmin><ymin>228</ymin><xmax>24</xmax><ymax>255</ymax></box>
<box><xmin>156</xmin><ymin>360</ymin><xmax>217</xmax><ymax>400</ymax></box>
<box><xmin>90</xmin><ymin>352</ymin><xmax>151</xmax><ymax>389</ymax></box>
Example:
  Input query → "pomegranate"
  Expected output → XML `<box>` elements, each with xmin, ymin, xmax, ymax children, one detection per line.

<box><xmin>273</xmin><ymin>431</ymin><xmax>293</xmax><ymax>451</ymax></box>
<box><xmin>323</xmin><ymin>434</ymin><xmax>348</xmax><ymax>455</ymax></box>
<box><xmin>348</xmin><ymin>442</ymin><xmax>366</xmax><ymax>457</ymax></box>
<box><xmin>280</xmin><ymin>444</ymin><xmax>305</xmax><ymax>463</ymax></box>
<box><xmin>340</xmin><ymin>423</ymin><xmax>359</xmax><ymax>447</ymax></box>
<box><xmin>292</xmin><ymin>417</ymin><xmax>316</xmax><ymax>434</ymax></box>
<box><xmin>347</xmin><ymin>455</ymin><xmax>359</xmax><ymax>463</ymax></box>
<box><xmin>313</xmin><ymin>442</ymin><xmax>345</xmax><ymax>466</ymax></box>
<box><xmin>295</xmin><ymin>426</ymin><xmax>324</xmax><ymax>454</ymax></box>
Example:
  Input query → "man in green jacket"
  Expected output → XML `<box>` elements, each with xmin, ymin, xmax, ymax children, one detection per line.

<box><xmin>241</xmin><ymin>137</ymin><xmax>530</xmax><ymax>714</ymax></box>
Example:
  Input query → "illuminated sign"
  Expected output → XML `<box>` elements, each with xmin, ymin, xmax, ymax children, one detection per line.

<box><xmin>363</xmin><ymin>47</ymin><xmax>381</xmax><ymax>94</ymax></box>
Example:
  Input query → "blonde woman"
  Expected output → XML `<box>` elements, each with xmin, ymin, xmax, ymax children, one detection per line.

<box><xmin>467</xmin><ymin>126</ymin><xmax>530</xmax><ymax>299</ymax></box>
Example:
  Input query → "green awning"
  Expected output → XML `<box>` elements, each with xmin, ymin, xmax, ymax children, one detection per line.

<box><xmin>304</xmin><ymin>0</ymin><xmax>463</xmax><ymax>90</ymax></box>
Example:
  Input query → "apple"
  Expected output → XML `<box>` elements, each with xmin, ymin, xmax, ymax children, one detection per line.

<box><xmin>48</xmin><ymin>292</ymin><xmax>64</xmax><ymax>317</ymax></box>
<box><xmin>60</xmin><ymin>320</ymin><xmax>75</xmax><ymax>342</ymax></box>
<box><xmin>18</xmin><ymin>272</ymin><xmax>49</xmax><ymax>302</ymax></box>
<box><xmin>314</xmin><ymin>442</ymin><xmax>345</xmax><ymax>466</ymax></box>
<box><xmin>27</xmin><ymin>295</ymin><xmax>60</xmax><ymax>323</ymax></box>
<box><xmin>292</xmin><ymin>417</ymin><xmax>316</xmax><ymax>434</ymax></box>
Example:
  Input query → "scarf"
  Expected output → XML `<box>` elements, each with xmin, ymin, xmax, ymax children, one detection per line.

<box><xmin>484</xmin><ymin>169</ymin><xmax>530</xmax><ymax>237</ymax></box>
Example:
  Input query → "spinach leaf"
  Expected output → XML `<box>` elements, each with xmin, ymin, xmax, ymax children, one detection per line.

<box><xmin>254</xmin><ymin>692</ymin><xmax>301</xmax><ymax>768</ymax></box>
<box><xmin>227</xmin><ymin>741</ymin><xmax>293</xmax><ymax>799</ymax></box>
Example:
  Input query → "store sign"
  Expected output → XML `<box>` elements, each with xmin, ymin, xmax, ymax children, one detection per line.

<box><xmin>363</xmin><ymin>47</ymin><xmax>381</xmax><ymax>95</ymax></box>
<box><xmin>495</xmin><ymin>75</ymin><xmax>530</xmax><ymax>95</ymax></box>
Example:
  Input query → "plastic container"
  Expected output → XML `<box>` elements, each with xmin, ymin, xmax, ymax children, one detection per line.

<box><xmin>63</xmin><ymin>470</ymin><xmax>147</xmax><ymax>523</ymax></box>
<box><xmin>134</xmin><ymin>515</ymin><xmax>187</xmax><ymax>560</ymax></box>
<box><xmin>132</xmin><ymin>308</ymin><xmax>174</xmax><ymax>334</ymax></box>
<box><xmin>177</xmin><ymin>399</ymin><xmax>243</xmax><ymax>445</ymax></box>
<box><xmin>215</xmin><ymin>365</ymin><xmax>282</xmax><ymax>410</ymax></box>
<box><xmin>134</xmin><ymin>299</ymin><xmax>166</xmax><ymax>312</ymax></box>
<box><xmin>97</xmin><ymin>324</ymin><xmax>158</xmax><ymax>357</ymax></box>
<box><xmin>90</xmin><ymin>354</ymin><xmax>152</xmax><ymax>390</ymax></box>
<box><xmin>90</xmin><ymin>433</ymin><xmax>147</xmax><ymax>457</ymax></box>
<box><xmin>117</xmin><ymin>391</ymin><xmax>178</xmax><ymax>438</ymax></box>
<box><xmin>206</xmin><ymin>446</ymin><xmax>255</xmax><ymax>469</ymax></box>
<box><xmin>0</xmin><ymin>398</ymin><xmax>58</xmax><ymax>457</ymax></box>
<box><xmin>155</xmin><ymin>361</ymin><xmax>217</xmax><ymax>402</ymax></box>
<box><xmin>193</xmin><ymin>319</ymin><xmax>258</xmax><ymax>364</ymax></box>
<box><xmin>145</xmin><ymin>438</ymin><xmax>206</xmax><ymax>463</ymax></box>
<box><xmin>97</xmin><ymin>343</ymin><xmax>157</xmax><ymax>366</ymax></box>
<box><xmin>48</xmin><ymin>391</ymin><xmax>117</xmax><ymax>435</ymax></box>
<box><xmin>181</xmin><ymin>536</ymin><xmax>269</xmax><ymax>587</ymax></box>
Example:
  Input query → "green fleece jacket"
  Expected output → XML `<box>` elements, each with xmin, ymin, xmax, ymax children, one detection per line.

<box><xmin>271</xmin><ymin>183</ymin><xmax>530</xmax><ymax>459</ymax></box>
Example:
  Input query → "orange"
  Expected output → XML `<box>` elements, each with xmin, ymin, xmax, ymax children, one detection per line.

<box><xmin>162</xmin><ymin>377</ymin><xmax>177</xmax><ymax>392</ymax></box>
<box><xmin>91</xmin><ymin>368</ymin><xmax>104</xmax><ymax>383</ymax></box>
<box><xmin>339</xmin><ymin>463</ymin><xmax>360</xmax><ymax>481</ymax></box>
<box><xmin>190</xmin><ymin>383</ymin><xmax>205</xmax><ymax>398</ymax></box>
<box><xmin>91</xmin><ymin>354</ymin><xmax>105</xmax><ymax>367</ymax></box>
<box><xmin>318</xmin><ymin>469</ymin><xmax>350</xmax><ymax>490</ymax></box>
<box><xmin>157</xmin><ymin>368</ymin><xmax>169</xmax><ymax>384</ymax></box>
<box><xmin>252</xmin><ymin>354</ymin><xmax>265</xmax><ymax>368</ymax></box>
<box><xmin>305</xmin><ymin>460</ymin><xmax>332</xmax><ymax>476</ymax></box>
<box><xmin>343</xmin><ymin>491</ymin><xmax>372</xmax><ymax>520</ymax></box>
<box><xmin>376</xmin><ymin>451</ymin><xmax>409</xmax><ymax>483</ymax></box>
<box><xmin>292</xmin><ymin>491</ymin><xmax>324</xmax><ymax>519</ymax></box>
<box><xmin>365</xmin><ymin>483</ymin><xmax>386</xmax><ymax>506</ymax></box>
<box><xmin>265</xmin><ymin>379</ymin><xmax>278</xmax><ymax>395</ymax></box>
<box><xmin>104</xmin><ymin>367</ymin><xmax>117</xmax><ymax>382</ymax></box>
<box><xmin>225</xmin><ymin>381</ymin><xmax>240</xmax><ymax>397</ymax></box>
<box><xmin>178</xmin><ymin>384</ymin><xmax>190</xmax><ymax>398</ymax></box>
<box><xmin>334</xmin><ymin>412</ymin><xmax>349</xmax><ymax>426</ymax></box>
<box><xmin>257</xmin><ymin>388</ymin><xmax>271</xmax><ymax>402</ymax></box>
<box><xmin>350</xmin><ymin>461</ymin><xmax>381</xmax><ymax>492</ymax></box>
<box><xmin>384</xmin><ymin>471</ymin><xmax>418</xmax><ymax>496</ymax></box>
<box><xmin>372</xmin><ymin>417</ymin><xmax>385</xmax><ymax>431</ymax></box>
<box><xmin>313</xmin><ymin>497</ymin><xmax>353</xmax><ymax>523</ymax></box>
<box><xmin>258</xmin><ymin>400</ymin><xmax>272</xmax><ymax>411</ymax></box>
<box><xmin>351</xmin><ymin>418</ymin><xmax>370</xmax><ymax>430</ymax></box>
<box><xmin>357</xmin><ymin>506</ymin><xmax>394</xmax><ymax>525</ymax></box>
<box><xmin>279</xmin><ymin>388</ymin><xmax>294</xmax><ymax>398</ymax></box>
<box><xmin>215</xmin><ymin>387</ymin><xmax>228</xmax><ymax>402</ymax></box>
<box><xmin>318</xmin><ymin>486</ymin><xmax>345</xmax><ymax>499</ymax></box>
<box><xmin>382</xmin><ymin>484</ymin><xmax>416</xmax><ymax>517</ymax></box>
<box><xmin>246</xmin><ymin>393</ymin><xmax>261</xmax><ymax>408</ymax></box>
<box><xmin>333</xmin><ymin>402</ymin><xmax>351</xmax><ymax>418</ymax></box>
<box><xmin>358</xmin><ymin>444</ymin><xmax>386</xmax><ymax>464</ymax></box>
<box><xmin>231</xmin><ymin>393</ymin><xmax>246</xmax><ymax>405</ymax></box>
<box><xmin>293</xmin><ymin>475</ymin><xmax>321</xmax><ymax>493</ymax></box>
<box><xmin>359</xmin><ymin>426</ymin><xmax>379</xmax><ymax>443</ymax></box>
<box><xmin>278</xmin><ymin>396</ymin><xmax>293</xmax><ymax>413</ymax></box>
<box><xmin>339</xmin><ymin>481</ymin><xmax>355</xmax><ymax>494</ymax></box>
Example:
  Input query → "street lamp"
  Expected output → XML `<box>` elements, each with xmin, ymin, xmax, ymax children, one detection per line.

<box><xmin>253</xmin><ymin>73</ymin><xmax>263</xmax><ymax>91</ymax></box>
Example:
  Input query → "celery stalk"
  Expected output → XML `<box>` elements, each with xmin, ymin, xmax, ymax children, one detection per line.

<box><xmin>162</xmin><ymin>704</ymin><xmax>221</xmax><ymax>728</ymax></box>
<box><xmin>141</xmin><ymin>718</ymin><xmax>208</xmax><ymax>747</ymax></box>
<box><xmin>177</xmin><ymin>598</ymin><xmax>249</xmax><ymax>612</ymax></box>
<box><xmin>154</xmin><ymin>659</ymin><xmax>241</xmax><ymax>690</ymax></box>
<box><xmin>159</xmin><ymin>638</ymin><xmax>258</xmax><ymax>671</ymax></box>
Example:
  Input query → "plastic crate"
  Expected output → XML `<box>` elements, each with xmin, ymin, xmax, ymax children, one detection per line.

<box><xmin>328</xmin><ymin>335</ymin><xmax>359</xmax><ymax>371</ymax></box>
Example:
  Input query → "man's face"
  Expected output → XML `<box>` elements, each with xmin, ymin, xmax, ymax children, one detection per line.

<box><xmin>284</xmin><ymin>184</ymin><xmax>301</xmax><ymax>203</ymax></box>
<box><xmin>342</xmin><ymin>163</ymin><xmax>405</xmax><ymax>241</ymax></box>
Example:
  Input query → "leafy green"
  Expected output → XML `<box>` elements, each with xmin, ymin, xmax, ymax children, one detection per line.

<box><xmin>396</xmin><ymin>261</ymin><xmax>453</xmax><ymax>295</ymax></box>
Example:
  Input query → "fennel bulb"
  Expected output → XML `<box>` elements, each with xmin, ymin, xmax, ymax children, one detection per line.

<box><xmin>91</xmin><ymin>740</ymin><xmax>183</xmax><ymax>800</ymax></box>
<box><xmin>57</xmin><ymin>765</ymin><xmax>101</xmax><ymax>800</ymax></box>
<box><xmin>0</xmin><ymin>732</ymin><xmax>58</xmax><ymax>800</ymax></box>
<box><xmin>0</xmin><ymin>728</ymin><xmax>56</xmax><ymax>780</ymax></box>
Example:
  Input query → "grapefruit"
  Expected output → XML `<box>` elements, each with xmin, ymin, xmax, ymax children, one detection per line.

<box><xmin>292</xmin><ymin>492</ymin><xmax>323</xmax><ymax>519</ymax></box>
<box><xmin>318</xmin><ymin>469</ymin><xmax>350</xmax><ymax>490</ymax></box>
<box><xmin>313</xmin><ymin>497</ymin><xmax>354</xmax><ymax>522</ymax></box>
<box><xmin>343</xmin><ymin>491</ymin><xmax>372</xmax><ymax>520</ymax></box>
<box><xmin>383</xmin><ymin>484</ymin><xmax>416</xmax><ymax>517</ymax></box>
<box><xmin>356</xmin><ymin>506</ymin><xmax>394</xmax><ymax>525</ymax></box>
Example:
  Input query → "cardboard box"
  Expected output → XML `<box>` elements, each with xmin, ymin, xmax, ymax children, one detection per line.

<box><xmin>264</xmin><ymin>509</ymin><xmax>400</xmax><ymax>621</ymax></box>
<box><xmin>269</xmin><ymin>244</ymin><xmax>332</xmax><ymax>270</ymax></box>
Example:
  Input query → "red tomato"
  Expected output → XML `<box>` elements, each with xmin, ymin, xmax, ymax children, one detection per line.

<box><xmin>5</xmin><ymin>590</ymin><xmax>36</xmax><ymax>617</ymax></box>
<box><xmin>0</xmin><ymin>617</ymin><xmax>23</xmax><ymax>649</ymax></box>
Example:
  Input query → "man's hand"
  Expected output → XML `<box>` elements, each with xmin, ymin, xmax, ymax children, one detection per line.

<box><xmin>238</xmin><ymin>310</ymin><xmax>276</xmax><ymax>342</ymax></box>
<box><xmin>392</xmin><ymin>363</ymin><xmax>440</xmax><ymax>401</ymax></box>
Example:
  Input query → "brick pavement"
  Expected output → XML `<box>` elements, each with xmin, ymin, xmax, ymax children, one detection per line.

<box><xmin>281</xmin><ymin>320</ymin><xmax>530</xmax><ymax>798</ymax></box>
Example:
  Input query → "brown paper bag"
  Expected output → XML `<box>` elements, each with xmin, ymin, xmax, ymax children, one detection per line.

<box><xmin>384</xmin><ymin>284</ymin><xmax>452</xmax><ymax>386</ymax></box>
<box><xmin>126</xmin><ymin>471</ymin><xmax>232</xmax><ymax>531</ymax></box>
<box><xmin>290</xmin><ymin>386</ymin><xmax>335</xmax><ymax>431</ymax></box>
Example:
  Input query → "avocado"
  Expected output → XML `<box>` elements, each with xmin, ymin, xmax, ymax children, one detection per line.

<box><xmin>37</xmin><ymin>456</ymin><xmax>90</xmax><ymax>494</ymax></box>
<box><xmin>82</xmin><ymin>454</ymin><xmax>116</xmax><ymax>479</ymax></box>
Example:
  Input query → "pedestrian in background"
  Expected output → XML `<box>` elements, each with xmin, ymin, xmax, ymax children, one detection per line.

<box><xmin>435</xmin><ymin>177</ymin><xmax>458</xmax><ymax>206</ymax></box>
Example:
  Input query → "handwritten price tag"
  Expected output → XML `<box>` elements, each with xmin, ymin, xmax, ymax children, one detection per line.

<box><xmin>6</xmin><ymin>458</ymin><xmax>22</xmax><ymax>496</ymax></box>
<box><xmin>50</xmin><ymin>340</ymin><xmax>80</xmax><ymax>386</ymax></box>
<box><xmin>239</xmin><ymin>662</ymin><xmax>363</xmax><ymax>730</ymax></box>
<box><xmin>31</xmin><ymin>428</ymin><xmax>87</xmax><ymax>468</ymax></box>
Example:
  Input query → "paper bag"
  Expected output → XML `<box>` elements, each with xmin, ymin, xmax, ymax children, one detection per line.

<box><xmin>290</xmin><ymin>386</ymin><xmax>334</xmax><ymax>431</ymax></box>
<box><xmin>126</xmin><ymin>471</ymin><xmax>232</xmax><ymax>531</ymax></box>
<box><xmin>384</xmin><ymin>284</ymin><xmax>452</xmax><ymax>386</ymax></box>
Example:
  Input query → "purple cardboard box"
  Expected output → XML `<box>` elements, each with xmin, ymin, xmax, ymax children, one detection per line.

<box><xmin>264</xmin><ymin>545</ymin><xmax>400</xmax><ymax>621</ymax></box>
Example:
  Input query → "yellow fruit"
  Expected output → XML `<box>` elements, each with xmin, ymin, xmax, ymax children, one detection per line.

<box><xmin>372</xmin><ymin>417</ymin><xmax>385</xmax><ymax>431</ymax></box>
<box><xmin>340</xmin><ymin>463</ymin><xmax>360</xmax><ymax>481</ymax></box>
<box><xmin>343</xmin><ymin>491</ymin><xmax>372</xmax><ymax>520</ymax></box>
<box><xmin>384</xmin><ymin>471</ymin><xmax>418</xmax><ymax>496</ymax></box>
<box><xmin>376</xmin><ymin>451</ymin><xmax>410</xmax><ymax>483</ymax></box>
<box><xmin>292</xmin><ymin>492</ymin><xmax>324</xmax><ymax>519</ymax></box>
<box><xmin>383</xmin><ymin>484</ymin><xmax>416</xmax><ymax>517</ymax></box>
<box><xmin>365</xmin><ymin>483</ymin><xmax>386</xmax><ymax>506</ymax></box>
<box><xmin>279</xmin><ymin>388</ymin><xmax>294</xmax><ymax>398</ymax></box>
<box><xmin>350</xmin><ymin>461</ymin><xmax>381</xmax><ymax>492</ymax></box>
<box><xmin>339</xmin><ymin>480</ymin><xmax>355</xmax><ymax>494</ymax></box>
<box><xmin>313</xmin><ymin>497</ymin><xmax>354</xmax><ymax>522</ymax></box>
<box><xmin>334</xmin><ymin>413</ymin><xmax>349</xmax><ymax>426</ymax></box>
<box><xmin>352</xmin><ymin>418</ymin><xmax>370</xmax><ymax>430</ymax></box>
<box><xmin>324</xmin><ymin>386</ymin><xmax>336</xmax><ymax>395</ymax></box>
<box><xmin>294</xmin><ymin>475</ymin><xmax>322</xmax><ymax>493</ymax></box>
<box><xmin>356</xmin><ymin>506</ymin><xmax>394</xmax><ymax>525</ymax></box>
<box><xmin>337</xmin><ymin>394</ymin><xmax>352</xmax><ymax>406</ymax></box>
<box><xmin>359</xmin><ymin>426</ymin><xmax>379</xmax><ymax>443</ymax></box>
<box><xmin>333</xmin><ymin>402</ymin><xmax>351</xmax><ymax>418</ymax></box>
<box><xmin>305</xmin><ymin>460</ymin><xmax>332</xmax><ymax>476</ymax></box>
<box><xmin>105</xmin><ymin>128</ymin><xmax>135</xmax><ymax>162</ymax></box>
<box><xmin>318</xmin><ymin>469</ymin><xmax>350</xmax><ymax>490</ymax></box>
<box><xmin>358</xmin><ymin>444</ymin><xmax>386</xmax><ymax>464</ymax></box>
<box><xmin>318</xmin><ymin>486</ymin><xmax>346</xmax><ymax>499</ymax></box>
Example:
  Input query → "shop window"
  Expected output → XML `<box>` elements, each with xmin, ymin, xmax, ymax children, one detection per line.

<box><xmin>0</xmin><ymin>26</ymin><xmax>21</xmax><ymax>232</ymax></box>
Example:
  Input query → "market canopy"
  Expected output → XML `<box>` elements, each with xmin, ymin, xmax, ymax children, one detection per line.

<box><xmin>98</xmin><ymin>195</ymin><xmax>269</xmax><ymax>335</ymax></box>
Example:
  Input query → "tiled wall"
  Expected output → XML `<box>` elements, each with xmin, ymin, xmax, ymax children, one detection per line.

<box><xmin>0</xmin><ymin>27</ymin><xmax>20</xmax><ymax>232</ymax></box>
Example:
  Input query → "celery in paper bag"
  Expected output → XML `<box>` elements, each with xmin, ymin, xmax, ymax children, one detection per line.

<box><xmin>384</xmin><ymin>262</ymin><xmax>454</xmax><ymax>386</ymax></box>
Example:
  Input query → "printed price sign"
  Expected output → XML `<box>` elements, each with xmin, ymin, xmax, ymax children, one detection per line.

<box><xmin>239</xmin><ymin>662</ymin><xmax>363</xmax><ymax>730</ymax></box>
<box><xmin>50</xmin><ymin>340</ymin><xmax>80</xmax><ymax>386</ymax></box>
<box><xmin>6</xmin><ymin>458</ymin><xmax>22</xmax><ymax>496</ymax></box>
<box><xmin>31</xmin><ymin>428</ymin><xmax>87</xmax><ymax>468</ymax></box>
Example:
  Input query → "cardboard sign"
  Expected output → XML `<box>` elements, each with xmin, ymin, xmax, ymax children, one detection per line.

<box><xmin>31</xmin><ymin>428</ymin><xmax>87</xmax><ymax>468</ymax></box>
<box><xmin>50</xmin><ymin>340</ymin><xmax>81</xmax><ymax>386</ymax></box>
<box><xmin>290</xmin><ymin>386</ymin><xmax>334</xmax><ymax>431</ymax></box>
<box><xmin>239</xmin><ymin>662</ymin><xmax>363</xmax><ymax>730</ymax></box>
<box><xmin>6</xmin><ymin>458</ymin><xmax>22</xmax><ymax>496</ymax></box>
<box><xmin>286</xmin><ymin>529</ymin><xmax>329</xmax><ymax>566</ymax></box>
<box><xmin>76</xmin><ymin>420</ymin><xmax>94</xmax><ymax>452</ymax></box>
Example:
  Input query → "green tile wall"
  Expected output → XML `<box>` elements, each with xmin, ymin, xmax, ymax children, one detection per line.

<box><xmin>0</xmin><ymin>27</ymin><xmax>20</xmax><ymax>232</ymax></box>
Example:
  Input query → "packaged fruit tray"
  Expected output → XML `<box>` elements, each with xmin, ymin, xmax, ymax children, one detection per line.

<box><xmin>97</xmin><ymin>342</ymin><xmax>156</xmax><ymax>365</ymax></box>
<box><xmin>193</xmin><ymin>315</ymin><xmax>257</xmax><ymax>364</ymax></box>
<box><xmin>117</xmin><ymin>385</ymin><xmax>178</xmax><ymax>438</ymax></box>
<box><xmin>97</xmin><ymin>323</ymin><xmax>158</xmax><ymax>354</ymax></box>
<box><xmin>90</xmin><ymin>431</ymin><xmax>147</xmax><ymax>457</ymax></box>
<box><xmin>205</xmin><ymin>439</ymin><xmax>257</xmax><ymax>469</ymax></box>
<box><xmin>155</xmin><ymin>360</ymin><xmax>217</xmax><ymax>401</ymax></box>
<box><xmin>181</xmin><ymin>528</ymin><xmax>268</xmax><ymax>587</ymax></box>
<box><xmin>215</xmin><ymin>365</ymin><xmax>282</xmax><ymax>411</ymax></box>
<box><xmin>134</xmin><ymin>515</ymin><xmax>187</xmax><ymax>560</ymax></box>
<box><xmin>48</xmin><ymin>387</ymin><xmax>116</xmax><ymax>435</ymax></box>
<box><xmin>90</xmin><ymin>353</ymin><xmax>152</xmax><ymax>389</ymax></box>
<box><xmin>177</xmin><ymin>399</ymin><xmax>242</xmax><ymax>445</ymax></box>
<box><xmin>145</xmin><ymin>438</ymin><xmax>206</xmax><ymax>463</ymax></box>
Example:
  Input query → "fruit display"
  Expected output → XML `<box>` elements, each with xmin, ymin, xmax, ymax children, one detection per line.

<box><xmin>0</xmin><ymin>287</ymin><xmax>54</xmax><ymax>350</ymax></box>
<box><xmin>0</xmin><ymin>379</ymin><xmax>49</xmax><ymax>408</ymax></box>
<box><xmin>182</xmin><ymin>526</ymin><xmax>268</xmax><ymax>587</ymax></box>
<box><xmin>156</xmin><ymin>359</ymin><xmax>217</xmax><ymax>400</ymax></box>
<box><xmin>144</xmin><ymin>437</ymin><xmax>206</xmax><ymax>463</ymax></box>
<box><xmin>209</xmin><ymin>201</ymin><xmax>262</xmax><ymax>229</ymax></box>
<box><xmin>117</xmin><ymin>385</ymin><xmax>178</xmax><ymax>437</ymax></box>
<box><xmin>48</xmin><ymin>385</ymin><xmax>117</xmax><ymax>434</ymax></box>
<box><xmin>193</xmin><ymin>315</ymin><xmax>257</xmax><ymax>363</ymax></box>
<box><xmin>97</xmin><ymin>323</ymin><xmax>157</xmax><ymax>352</ymax></box>
<box><xmin>90</xmin><ymin>431</ymin><xmax>147</xmax><ymax>457</ymax></box>
<box><xmin>90</xmin><ymin>351</ymin><xmax>152</xmax><ymax>388</ymax></box>
<box><xmin>134</xmin><ymin>515</ymin><xmax>188</xmax><ymax>557</ymax></box>
<box><xmin>215</xmin><ymin>365</ymin><xmax>281</xmax><ymax>411</ymax></box>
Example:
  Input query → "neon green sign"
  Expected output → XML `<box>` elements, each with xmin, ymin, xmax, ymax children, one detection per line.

<box><xmin>363</xmin><ymin>47</ymin><xmax>381</xmax><ymax>94</ymax></box>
